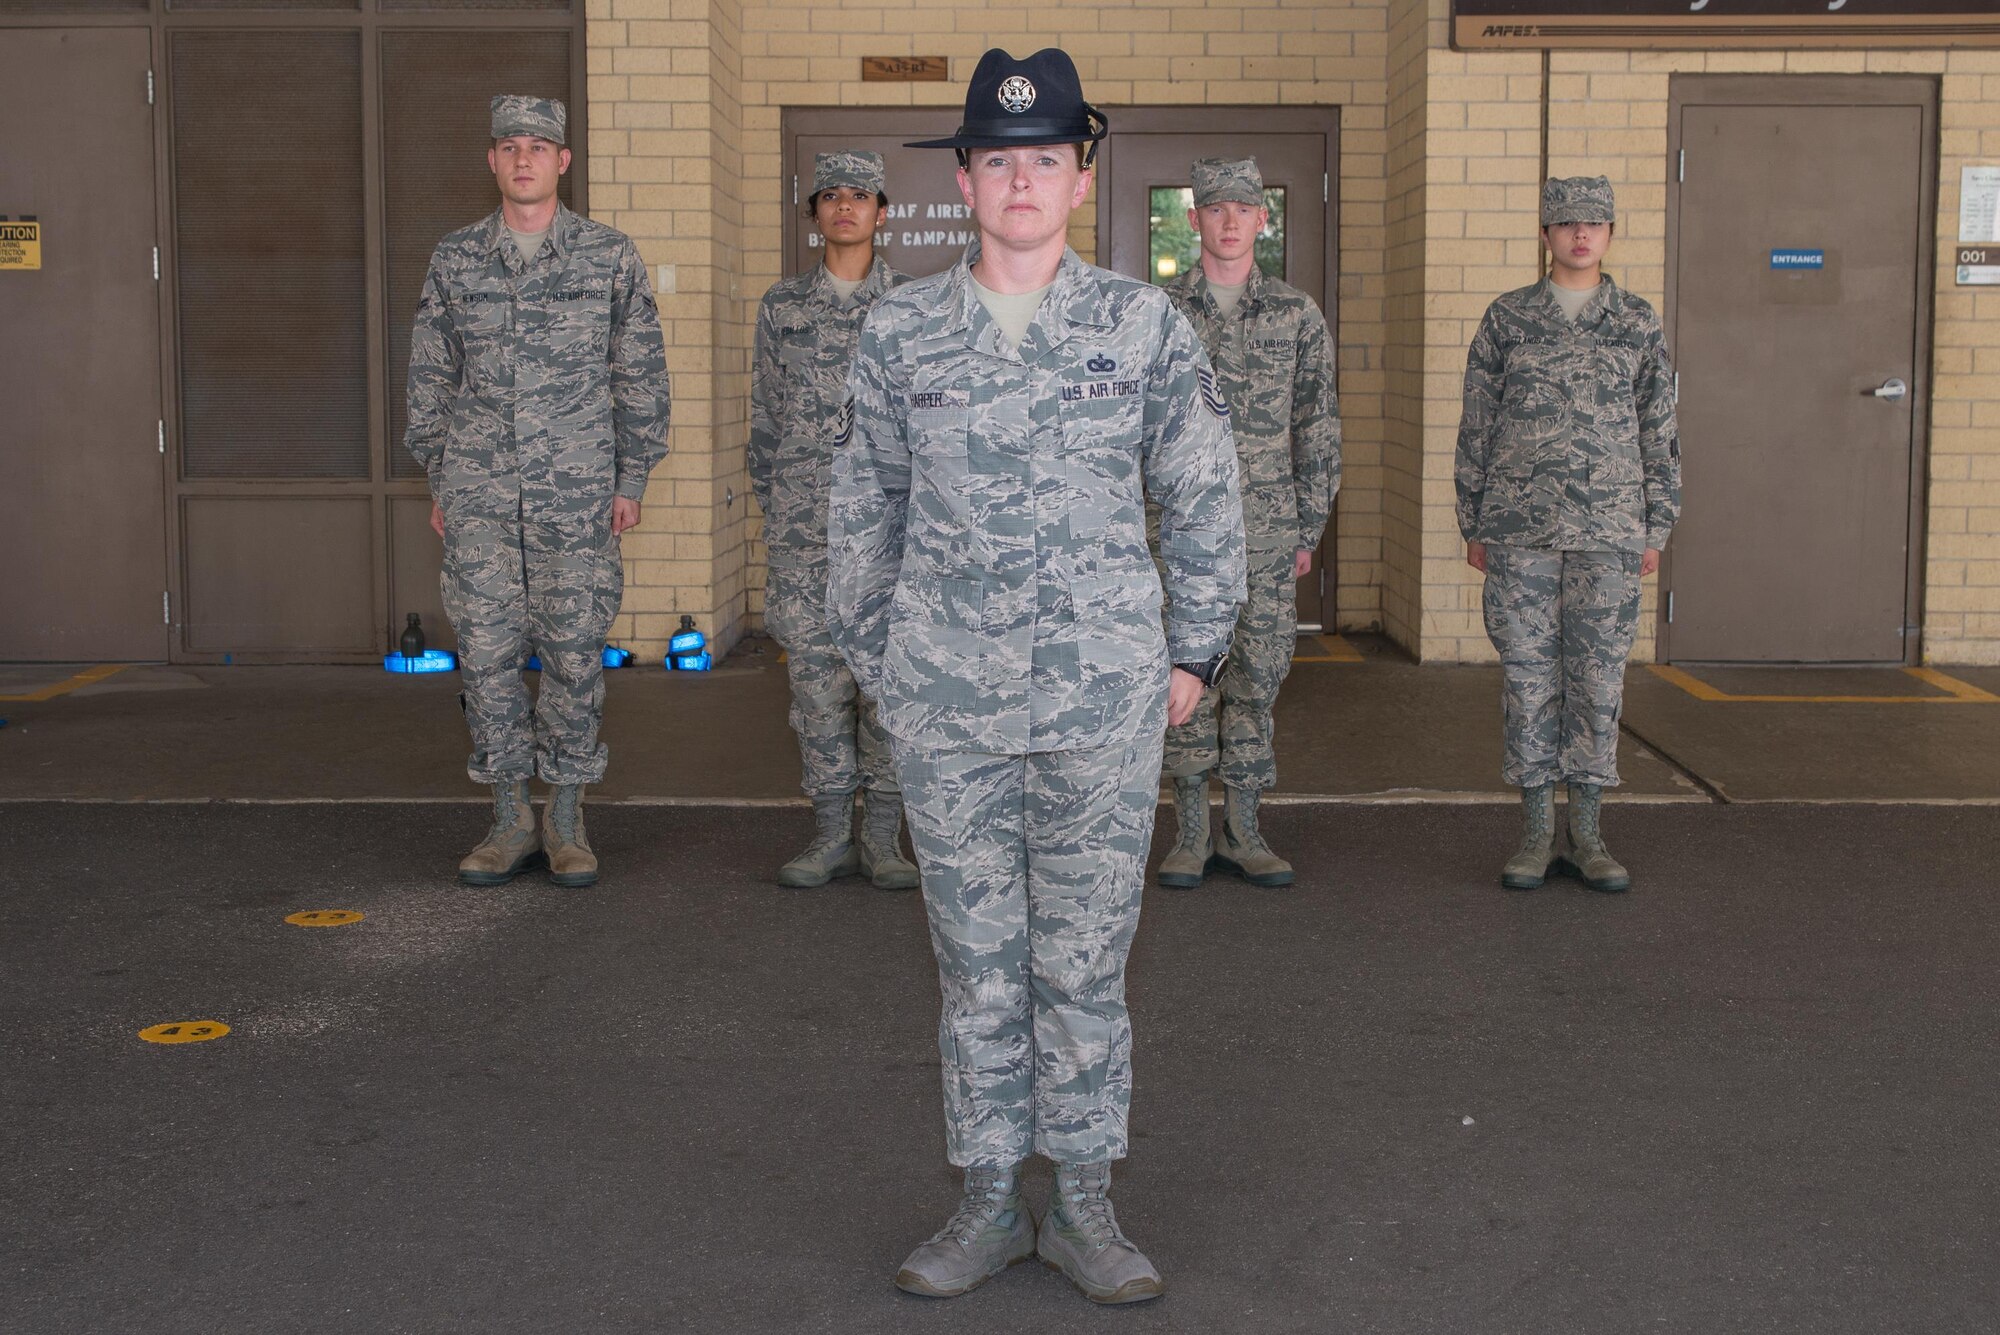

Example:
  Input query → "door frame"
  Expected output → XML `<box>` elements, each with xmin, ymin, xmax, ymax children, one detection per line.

<box><xmin>1094</xmin><ymin>105</ymin><xmax>1343</xmax><ymax>632</ymax></box>
<box><xmin>1661</xmin><ymin>74</ymin><xmax>1938</xmax><ymax>665</ymax></box>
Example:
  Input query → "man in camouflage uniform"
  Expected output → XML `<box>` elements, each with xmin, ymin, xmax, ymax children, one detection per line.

<box><xmin>1158</xmin><ymin>157</ymin><xmax>1340</xmax><ymax>890</ymax></box>
<box><xmin>1455</xmin><ymin>176</ymin><xmax>1680</xmax><ymax>894</ymax></box>
<box><xmin>829</xmin><ymin>49</ymin><xmax>1244</xmax><ymax>1305</ymax></box>
<box><xmin>405</xmin><ymin>95</ymin><xmax>670</xmax><ymax>889</ymax></box>
<box><xmin>749</xmin><ymin>150</ymin><xmax>918</xmax><ymax>891</ymax></box>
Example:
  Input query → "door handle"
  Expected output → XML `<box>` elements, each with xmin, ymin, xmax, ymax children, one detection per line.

<box><xmin>1862</xmin><ymin>378</ymin><xmax>1908</xmax><ymax>401</ymax></box>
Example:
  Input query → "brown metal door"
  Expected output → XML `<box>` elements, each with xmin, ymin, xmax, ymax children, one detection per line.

<box><xmin>1097</xmin><ymin>111</ymin><xmax>1339</xmax><ymax>631</ymax></box>
<box><xmin>0</xmin><ymin>28</ymin><xmax>167</xmax><ymax>661</ymax></box>
<box><xmin>1665</xmin><ymin>79</ymin><xmax>1935</xmax><ymax>663</ymax></box>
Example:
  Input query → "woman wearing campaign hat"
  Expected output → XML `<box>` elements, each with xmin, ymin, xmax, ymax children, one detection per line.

<box><xmin>826</xmin><ymin>48</ymin><xmax>1248</xmax><ymax>1305</ymax></box>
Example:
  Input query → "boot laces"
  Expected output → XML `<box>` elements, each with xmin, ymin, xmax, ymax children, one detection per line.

<box><xmin>550</xmin><ymin>786</ymin><xmax>581</xmax><ymax>841</ymax></box>
<box><xmin>1571</xmin><ymin>786</ymin><xmax>1603</xmax><ymax>846</ymax></box>
<box><xmin>804</xmin><ymin>798</ymin><xmax>852</xmax><ymax>856</ymax></box>
<box><xmin>860</xmin><ymin>794</ymin><xmax>902</xmax><ymax>852</ymax></box>
<box><xmin>1058</xmin><ymin>1167</ymin><xmax>1121</xmax><ymax>1249</ymax></box>
<box><xmin>489</xmin><ymin>785</ymin><xmax>525</xmax><ymax>838</ymax></box>
<box><xmin>1174</xmin><ymin>783</ymin><xmax>1208</xmax><ymax>852</ymax></box>
<box><xmin>937</xmin><ymin>1167</ymin><xmax>1013</xmax><ymax>1245</ymax></box>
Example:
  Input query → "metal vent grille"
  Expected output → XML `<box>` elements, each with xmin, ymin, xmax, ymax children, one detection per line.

<box><xmin>170</xmin><ymin>0</ymin><xmax>358</xmax><ymax>11</ymax></box>
<box><xmin>382</xmin><ymin>30</ymin><xmax>573</xmax><ymax>478</ymax></box>
<box><xmin>172</xmin><ymin>31</ymin><xmax>369</xmax><ymax>480</ymax></box>
<box><xmin>381</xmin><ymin>0</ymin><xmax>570</xmax><ymax>11</ymax></box>
<box><xmin>0</xmin><ymin>0</ymin><xmax>146</xmax><ymax>12</ymax></box>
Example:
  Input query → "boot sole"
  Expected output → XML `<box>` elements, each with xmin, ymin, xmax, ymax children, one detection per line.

<box><xmin>458</xmin><ymin>849</ymin><xmax>545</xmax><ymax>886</ymax></box>
<box><xmin>1155</xmin><ymin>869</ymin><xmax>1205</xmax><ymax>889</ymax></box>
<box><xmin>549</xmin><ymin>867</ymin><xmax>598</xmax><ymax>888</ymax></box>
<box><xmin>1205</xmin><ymin>853</ymin><xmax>1293</xmax><ymax>888</ymax></box>
<box><xmin>894</xmin><ymin>1252</ymin><xmax>1030</xmax><ymax>1299</ymax></box>
<box><xmin>776</xmin><ymin>848</ymin><xmax>861</xmax><ymax>889</ymax></box>
<box><xmin>1500</xmin><ymin>860</ymin><xmax>1554</xmax><ymax>891</ymax></box>
<box><xmin>1038</xmin><ymin>1255</ymin><xmax>1166</xmax><ymax>1305</ymax></box>
<box><xmin>1553</xmin><ymin>857</ymin><xmax>1631</xmax><ymax>893</ymax></box>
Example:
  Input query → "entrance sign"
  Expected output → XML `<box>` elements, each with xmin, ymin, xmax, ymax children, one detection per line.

<box><xmin>1453</xmin><ymin>2</ymin><xmax>2000</xmax><ymax>50</ymax></box>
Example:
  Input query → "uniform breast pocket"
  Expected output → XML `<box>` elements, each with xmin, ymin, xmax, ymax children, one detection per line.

<box><xmin>1059</xmin><ymin>391</ymin><xmax>1145</xmax><ymax>542</ymax></box>
<box><xmin>910</xmin><ymin>407</ymin><xmax>974</xmax><ymax>529</ymax></box>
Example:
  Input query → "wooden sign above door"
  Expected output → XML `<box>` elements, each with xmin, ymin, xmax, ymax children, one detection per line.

<box><xmin>861</xmin><ymin>56</ymin><xmax>948</xmax><ymax>82</ymax></box>
<box><xmin>1452</xmin><ymin>1</ymin><xmax>2000</xmax><ymax>50</ymax></box>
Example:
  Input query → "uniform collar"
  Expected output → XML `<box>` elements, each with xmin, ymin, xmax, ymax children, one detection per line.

<box><xmin>1192</xmin><ymin>259</ymin><xmax>1267</xmax><ymax>317</ymax></box>
<box><xmin>935</xmin><ymin>240</ymin><xmax>1113</xmax><ymax>363</ymax></box>
<box><xmin>809</xmin><ymin>253</ymin><xmax>894</xmax><ymax>309</ymax></box>
<box><xmin>484</xmin><ymin>202</ymin><xmax>575</xmax><ymax>272</ymax></box>
<box><xmin>1533</xmin><ymin>272</ymin><xmax>1617</xmax><ymax>324</ymax></box>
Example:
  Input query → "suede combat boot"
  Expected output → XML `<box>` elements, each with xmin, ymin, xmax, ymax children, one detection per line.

<box><xmin>1038</xmin><ymin>1163</ymin><xmax>1165</xmax><ymax>1305</ymax></box>
<box><xmin>777</xmin><ymin>794</ymin><xmax>860</xmax><ymax>888</ymax></box>
<box><xmin>1500</xmin><ymin>783</ymin><xmax>1557</xmax><ymax>890</ymax></box>
<box><xmin>1209</xmin><ymin>786</ymin><xmax>1294</xmax><ymax>887</ymax></box>
<box><xmin>458</xmin><ymin>781</ymin><xmax>541</xmax><ymax>885</ymax></box>
<box><xmin>1155</xmin><ymin>774</ymin><xmax>1212</xmax><ymax>889</ymax></box>
<box><xmin>857</xmin><ymin>789</ymin><xmax>921</xmax><ymax>891</ymax></box>
<box><xmin>895</xmin><ymin>1163</ymin><xmax>1035</xmax><ymax>1298</ymax></box>
<box><xmin>1563</xmin><ymin>782</ymin><xmax>1631</xmax><ymax>892</ymax></box>
<box><xmin>541</xmin><ymin>783</ymin><xmax>598</xmax><ymax>888</ymax></box>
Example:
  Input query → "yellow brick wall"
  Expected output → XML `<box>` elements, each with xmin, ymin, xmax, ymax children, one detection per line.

<box><xmin>594</xmin><ymin>0</ymin><xmax>1399</xmax><ymax>658</ymax></box>
<box><xmin>591</xmin><ymin>1</ymin><xmax>2000</xmax><ymax>666</ymax></box>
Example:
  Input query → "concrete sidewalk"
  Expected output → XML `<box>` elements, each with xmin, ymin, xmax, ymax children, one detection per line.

<box><xmin>6</xmin><ymin>638</ymin><xmax>1997</xmax><ymax>803</ymax></box>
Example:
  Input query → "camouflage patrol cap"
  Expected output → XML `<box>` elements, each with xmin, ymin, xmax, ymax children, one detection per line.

<box><xmin>1191</xmin><ymin>157</ymin><xmax>1264</xmax><ymax>208</ymax></box>
<box><xmin>490</xmin><ymin>94</ymin><xmax>567</xmax><ymax>145</ymax></box>
<box><xmin>813</xmin><ymin>150</ymin><xmax>886</xmax><ymax>196</ymax></box>
<box><xmin>1541</xmin><ymin>175</ymin><xmax>1614</xmax><ymax>226</ymax></box>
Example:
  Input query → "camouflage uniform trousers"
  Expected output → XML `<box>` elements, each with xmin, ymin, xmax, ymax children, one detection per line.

<box><xmin>892</xmin><ymin>717</ymin><xmax>1166</xmax><ymax>1169</ymax></box>
<box><xmin>763</xmin><ymin>564</ymin><xmax>895</xmax><ymax>799</ymax></box>
<box><xmin>1163</xmin><ymin>556</ymin><xmax>1298</xmax><ymax>790</ymax></box>
<box><xmin>441</xmin><ymin>513</ymin><xmax>622</xmax><ymax>785</ymax></box>
<box><xmin>1481</xmin><ymin>544</ymin><xmax>1641</xmax><ymax>788</ymax></box>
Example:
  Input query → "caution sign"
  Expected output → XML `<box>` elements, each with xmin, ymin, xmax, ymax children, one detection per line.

<box><xmin>0</xmin><ymin>221</ymin><xmax>40</xmax><ymax>270</ymax></box>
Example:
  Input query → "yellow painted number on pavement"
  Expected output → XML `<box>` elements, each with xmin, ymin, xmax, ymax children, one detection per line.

<box><xmin>285</xmin><ymin>910</ymin><xmax>365</xmax><ymax>927</ymax></box>
<box><xmin>138</xmin><ymin>1021</ymin><xmax>230</xmax><ymax>1045</ymax></box>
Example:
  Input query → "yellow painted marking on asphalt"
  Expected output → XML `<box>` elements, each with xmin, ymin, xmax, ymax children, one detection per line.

<box><xmin>0</xmin><ymin>663</ymin><xmax>131</xmax><ymax>702</ymax></box>
<box><xmin>1649</xmin><ymin>663</ymin><xmax>1998</xmax><ymax>704</ymax></box>
<box><xmin>138</xmin><ymin>1021</ymin><xmax>230</xmax><ymax>1045</ymax></box>
<box><xmin>1293</xmin><ymin>634</ymin><xmax>1364</xmax><ymax>664</ymax></box>
<box><xmin>1905</xmin><ymin>666</ymin><xmax>2000</xmax><ymax>702</ymax></box>
<box><xmin>285</xmin><ymin>910</ymin><xmax>365</xmax><ymax>927</ymax></box>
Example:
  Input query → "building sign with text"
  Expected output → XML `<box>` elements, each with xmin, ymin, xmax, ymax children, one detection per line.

<box><xmin>1453</xmin><ymin>1</ymin><xmax>2000</xmax><ymax>50</ymax></box>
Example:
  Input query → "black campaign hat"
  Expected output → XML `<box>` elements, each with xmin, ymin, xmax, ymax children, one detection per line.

<box><xmin>906</xmin><ymin>48</ymin><xmax>1109</xmax><ymax>160</ymax></box>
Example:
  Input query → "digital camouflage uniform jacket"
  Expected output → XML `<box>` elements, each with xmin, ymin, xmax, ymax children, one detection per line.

<box><xmin>748</xmin><ymin>256</ymin><xmax>910</xmax><ymax>571</ymax></box>
<box><xmin>1163</xmin><ymin>265</ymin><xmax>1341</xmax><ymax>563</ymax></box>
<box><xmin>828</xmin><ymin>244</ymin><xmax>1247</xmax><ymax>756</ymax></box>
<box><xmin>404</xmin><ymin>203</ymin><xmax>671</xmax><ymax>517</ymax></box>
<box><xmin>1454</xmin><ymin>275</ymin><xmax>1680</xmax><ymax>552</ymax></box>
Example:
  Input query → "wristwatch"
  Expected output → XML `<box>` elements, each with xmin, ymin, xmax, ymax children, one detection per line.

<box><xmin>1173</xmin><ymin>652</ymin><xmax>1228</xmax><ymax>688</ymax></box>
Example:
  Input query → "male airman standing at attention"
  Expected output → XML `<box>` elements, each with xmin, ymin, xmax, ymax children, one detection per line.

<box><xmin>1455</xmin><ymin>175</ymin><xmax>1680</xmax><ymax>893</ymax></box>
<box><xmin>1158</xmin><ymin>157</ymin><xmax>1340</xmax><ymax>890</ymax></box>
<box><xmin>828</xmin><ymin>48</ymin><xmax>1244</xmax><ymax>1305</ymax></box>
<box><xmin>749</xmin><ymin>150</ymin><xmax>918</xmax><ymax>890</ymax></box>
<box><xmin>404</xmin><ymin>95</ymin><xmax>670</xmax><ymax>888</ymax></box>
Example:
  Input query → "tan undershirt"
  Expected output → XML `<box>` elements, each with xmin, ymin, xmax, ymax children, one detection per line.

<box><xmin>1208</xmin><ymin>280</ymin><xmax>1247</xmax><ymax>319</ymax></box>
<box><xmin>1549</xmin><ymin>280</ymin><xmax>1598</xmax><ymax>322</ymax></box>
<box><xmin>508</xmin><ymin>226</ymin><xmax>549</xmax><ymax>267</ymax></box>
<box><xmin>970</xmin><ymin>274</ymin><xmax>1053</xmax><ymax>352</ymax></box>
<box><xmin>825</xmin><ymin>272</ymin><xmax>866</xmax><ymax>303</ymax></box>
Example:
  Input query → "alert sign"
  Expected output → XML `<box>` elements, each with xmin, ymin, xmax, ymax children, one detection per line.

<box><xmin>0</xmin><ymin>221</ymin><xmax>40</xmax><ymax>270</ymax></box>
